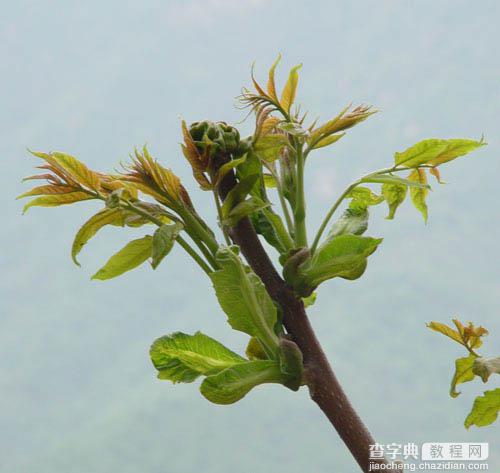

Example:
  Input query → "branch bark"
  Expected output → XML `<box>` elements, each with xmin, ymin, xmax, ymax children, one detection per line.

<box><xmin>216</xmin><ymin>166</ymin><xmax>397</xmax><ymax>473</ymax></box>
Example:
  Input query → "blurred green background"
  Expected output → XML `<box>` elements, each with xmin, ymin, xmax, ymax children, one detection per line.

<box><xmin>1</xmin><ymin>1</ymin><xmax>499</xmax><ymax>471</ymax></box>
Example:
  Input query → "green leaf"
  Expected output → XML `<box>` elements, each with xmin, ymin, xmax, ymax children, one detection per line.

<box><xmin>245</xmin><ymin>337</ymin><xmax>268</xmax><ymax>360</ymax></box>
<box><xmin>408</xmin><ymin>169</ymin><xmax>429</xmax><ymax>222</ymax></box>
<box><xmin>250</xmin><ymin>208</ymin><xmax>293</xmax><ymax>254</ymax></box>
<box><xmin>150</xmin><ymin>331</ymin><xmax>245</xmax><ymax>383</ymax></box>
<box><xmin>465</xmin><ymin>388</ymin><xmax>500</xmax><ymax>429</ymax></box>
<box><xmin>22</xmin><ymin>192</ymin><xmax>93</xmax><ymax>213</ymax></box>
<box><xmin>381</xmin><ymin>183</ymin><xmax>408</xmax><ymax>220</ymax></box>
<box><xmin>450</xmin><ymin>354</ymin><xmax>477</xmax><ymax>398</ymax></box>
<box><xmin>302</xmin><ymin>235</ymin><xmax>382</xmax><ymax>286</ymax></box>
<box><xmin>221</xmin><ymin>174</ymin><xmax>259</xmax><ymax>217</ymax></box>
<box><xmin>309</xmin><ymin>133</ymin><xmax>345</xmax><ymax>150</ymax></box>
<box><xmin>253</xmin><ymin>134</ymin><xmax>289</xmax><ymax>162</ymax></box>
<box><xmin>328</xmin><ymin>208</ymin><xmax>368</xmax><ymax>238</ymax></box>
<box><xmin>427</xmin><ymin>321</ymin><xmax>465</xmax><ymax>345</ymax></box>
<box><xmin>91</xmin><ymin>235</ymin><xmax>152</xmax><ymax>280</ymax></box>
<box><xmin>151</xmin><ymin>223</ymin><xmax>183</xmax><ymax>269</ymax></box>
<box><xmin>200</xmin><ymin>360</ymin><xmax>284</xmax><ymax>405</ymax></box>
<box><xmin>71</xmin><ymin>208</ymin><xmax>126</xmax><ymax>266</ymax></box>
<box><xmin>235</xmin><ymin>152</ymin><xmax>264</xmax><ymax>198</ymax></box>
<box><xmin>280</xmin><ymin>64</ymin><xmax>302</xmax><ymax>112</ymax></box>
<box><xmin>213</xmin><ymin>155</ymin><xmax>247</xmax><ymax>186</ymax></box>
<box><xmin>263</xmin><ymin>173</ymin><xmax>277</xmax><ymax>188</ymax></box>
<box><xmin>49</xmin><ymin>151</ymin><xmax>102</xmax><ymax>190</ymax></box>
<box><xmin>473</xmin><ymin>357</ymin><xmax>500</xmax><ymax>383</ymax></box>
<box><xmin>223</xmin><ymin>197</ymin><xmax>270</xmax><ymax>227</ymax></box>
<box><xmin>302</xmin><ymin>292</ymin><xmax>317</xmax><ymax>308</ymax></box>
<box><xmin>209</xmin><ymin>248</ymin><xmax>279</xmax><ymax>356</ymax></box>
<box><xmin>277</xmin><ymin>122</ymin><xmax>307</xmax><ymax>137</ymax></box>
<box><xmin>347</xmin><ymin>186</ymin><xmax>384</xmax><ymax>211</ymax></box>
<box><xmin>394</xmin><ymin>138</ymin><xmax>485</xmax><ymax>168</ymax></box>
<box><xmin>278</xmin><ymin>338</ymin><xmax>303</xmax><ymax>391</ymax></box>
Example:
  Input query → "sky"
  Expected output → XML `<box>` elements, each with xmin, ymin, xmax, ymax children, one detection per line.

<box><xmin>1</xmin><ymin>1</ymin><xmax>499</xmax><ymax>472</ymax></box>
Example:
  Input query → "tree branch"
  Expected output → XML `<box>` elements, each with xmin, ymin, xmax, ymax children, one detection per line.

<box><xmin>216</xmin><ymin>163</ymin><xmax>397</xmax><ymax>473</ymax></box>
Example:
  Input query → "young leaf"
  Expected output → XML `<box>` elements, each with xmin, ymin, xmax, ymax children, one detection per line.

<box><xmin>394</xmin><ymin>138</ymin><xmax>485</xmax><ymax>168</ymax></box>
<box><xmin>267</xmin><ymin>54</ymin><xmax>281</xmax><ymax>101</ymax></box>
<box><xmin>22</xmin><ymin>192</ymin><xmax>93</xmax><ymax>213</ymax></box>
<box><xmin>223</xmin><ymin>197</ymin><xmax>269</xmax><ymax>227</ymax></box>
<box><xmin>221</xmin><ymin>174</ymin><xmax>260</xmax><ymax>217</ymax></box>
<box><xmin>309</xmin><ymin>133</ymin><xmax>345</xmax><ymax>150</ymax></box>
<box><xmin>408</xmin><ymin>169</ymin><xmax>429</xmax><ymax>222</ymax></box>
<box><xmin>465</xmin><ymin>388</ymin><xmax>500</xmax><ymax>429</ymax></box>
<box><xmin>209</xmin><ymin>248</ymin><xmax>279</xmax><ymax>356</ymax></box>
<box><xmin>328</xmin><ymin>208</ymin><xmax>368</xmax><ymax>238</ymax></box>
<box><xmin>302</xmin><ymin>235</ymin><xmax>382</xmax><ymax>286</ymax></box>
<box><xmin>395</xmin><ymin>140</ymin><xmax>449</xmax><ymax>167</ymax></box>
<box><xmin>280</xmin><ymin>64</ymin><xmax>302</xmax><ymax>113</ymax></box>
<box><xmin>250</xmin><ymin>208</ymin><xmax>293</xmax><ymax>254</ymax></box>
<box><xmin>245</xmin><ymin>337</ymin><xmax>268</xmax><ymax>360</ymax></box>
<box><xmin>253</xmin><ymin>134</ymin><xmax>289</xmax><ymax>162</ymax></box>
<box><xmin>150</xmin><ymin>331</ymin><xmax>245</xmax><ymax>383</ymax></box>
<box><xmin>450</xmin><ymin>354</ymin><xmax>477</xmax><ymax>398</ymax></box>
<box><xmin>427</xmin><ymin>321</ymin><xmax>464</xmax><ymax>346</ymax></box>
<box><xmin>302</xmin><ymin>292</ymin><xmax>317</xmax><ymax>308</ymax></box>
<box><xmin>151</xmin><ymin>223</ymin><xmax>183</xmax><ymax>269</ymax></box>
<box><xmin>473</xmin><ymin>357</ymin><xmax>500</xmax><ymax>383</ymax></box>
<box><xmin>347</xmin><ymin>187</ymin><xmax>384</xmax><ymax>211</ymax></box>
<box><xmin>263</xmin><ymin>173</ymin><xmax>277</xmax><ymax>188</ymax></box>
<box><xmin>381</xmin><ymin>183</ymin><xmax>407</xmax><ymax>220</ymax></box>
<box><xmin>212</xmin><ymin>155</ymin><xmax>247</xmax><ymax>186</ymax></box>
<box><xmin>200</xmin><ymin>360</ymin><xmax>284</xmax><ymax>405</ymax></box>
<box><xmin>17</xmin><ymin>184</ymin><xmax>75</xmax><ymax>198</ymax></box>
<box><xmin>278</xmin><ymin>338</ymin><xmax>303</xmax><ymax>391</ymax></box>
<box><xmin>72</xmin><ymin>208</ymin><xmax>126</xmax><ymax>266</ymax></box>
<box><xmin>277</xmin><ymin>122</ymin><xmax>307</xmax><ymax>137</ymax></box>
<box><xmin>91</xmin><ymin>235</ymin><xmax>152</xmax><ymax>280</ymax></box>
<box><xmin>428</xmin><ymin>138</ymin><xmax>486</xmax><ymax>166</ymax></box>
<box><xmin>50</xmin><ymin>152</ymin><xmax>102</xmax><ymax>190</ymax></box>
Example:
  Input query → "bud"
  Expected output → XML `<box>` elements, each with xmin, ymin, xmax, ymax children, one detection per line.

<box><xmin>188</xmin><ymin>120</ymin><xmax>241</xmax><ymax>157</ymax></box>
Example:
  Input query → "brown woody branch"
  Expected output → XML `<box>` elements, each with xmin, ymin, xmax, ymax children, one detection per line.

<box><xmin>216</xmin><ymin>162</ymin><xmax>397</xmax><ymax>473</ymax></box>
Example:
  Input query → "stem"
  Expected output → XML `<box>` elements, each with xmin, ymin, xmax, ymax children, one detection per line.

<box><xmin>123</xmin><ymin>202</ymin><xmax>212</xmax><ymax>275</ymax></box>
<box><xmin>309</xmin><ymin>163</ymin><xmax>425</xmax><ymax>254</ymax></box>
<box><xmin>310</xmin><ymin>181</ymin><xmax>359</xmax><ymax>254</ymax></box>
<box><xmin>179</xmin><ymin>207</ymin><xmax>220</xmax><ymax>255</ymax></box>
<box><xmin>275</xmin><ymin>171</ymin><xmax>294</xmax><ymax>236</ymax></box>
<box><xmin>293</xmin><ymin>141</ymin><xmax>308</xmax><ymax>247</ymax></box>
<box><xmin>215</xmin><ymin>164</ymin><xmax>398</xmax><ymax>473</ymax></box>
<box><xmin>176</xmin><ymin>236</ymin><xmax>212</xmax><ymax>275</ymax></box>
<box><xmin>213</xmin><ymin>190</ymin><xmax>232</xmax><ymax>246</ymax></box>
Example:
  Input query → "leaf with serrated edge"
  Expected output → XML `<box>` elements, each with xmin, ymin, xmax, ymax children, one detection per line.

<box><xmin>209</xmin><ymin>248</ymin><xmax>279</xmax><ymax>356</ymax></box>
<box><xmin>150</xmin><ymin>331</ymin><xmax>245</xmax><ymax>383</ymax></box>
<box><xmin>465</xmin><ymin>388</ymin><xmax>500</xmax><ymax>428</ymax></box>
<box><xmin>92</xmin><ymin>236</ymin><xmax>152</xmax><ymax>280</ymax></box>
